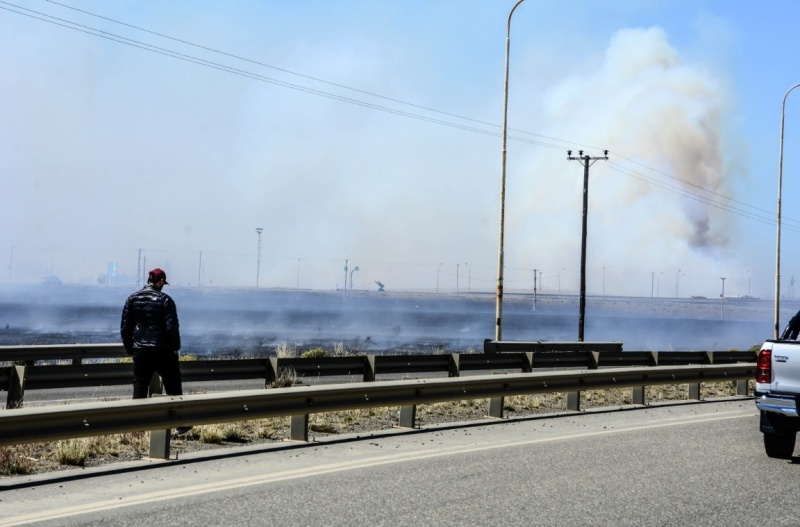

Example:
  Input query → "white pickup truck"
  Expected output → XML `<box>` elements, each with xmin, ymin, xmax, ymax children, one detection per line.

<box><xmin>755</xmin><ymin>339</ymin><xmax>800</xmax><ymax>458</ymax></box>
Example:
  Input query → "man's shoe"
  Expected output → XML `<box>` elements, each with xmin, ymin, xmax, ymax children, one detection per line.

<box><xmin>173</xmin><ymin>426</ymin><xmax>193</xmax><ymax>436</ymax></box>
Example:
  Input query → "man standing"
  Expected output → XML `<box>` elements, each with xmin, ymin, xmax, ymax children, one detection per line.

<box><xmin>121</xmin><ymin>268</ymin><xmax>191</xmax><ymax>434</ymax></box>
<box><xmin>120</xmin><ymin>267</ymin><xmax>184</xmax><ymax>398</ymax></box>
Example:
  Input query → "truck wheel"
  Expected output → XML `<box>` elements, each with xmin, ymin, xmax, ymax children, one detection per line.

<box><xmin>764</xmin><ymin>431</ymin><xmax>797</xmax><ymax>459</ymax></box>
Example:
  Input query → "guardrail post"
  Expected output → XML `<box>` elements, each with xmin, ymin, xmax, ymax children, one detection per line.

<box><xmin>449</xmin><ymin>354</ymin><xmax>460</xmax><ymax>377</ymax></box>
<box><xmin>398</xmin><ymin>405</ymin><xmax>416</xmax><ymax>428</ymax></box>
<box><xmin>488</xmin><ymin>396</ymin><xmax>504</xmax><ymax>418</ymax></box>
<box><xmin>265</xmin><ymin>358</ymin><xmax>278</xmax><ymax>387</ymax></box>
<box><xmin>566</xmin><ymin>391</ymin><xmax>581</xmax><ymax>411</ymax></box>
<box><xmin>148</xmin><ymin>394</ymin><xmax>170</xmax><ymax>459</ymax></box>
<box><xmin>523</xmin><ymin>352</ymin><xmax>533</xmax><ymax>373</ymax></box>
<box><xmin>632</xmin><ymin>386</ymin><xmax>646</xmax><ymax>405</ymax></box>
<box><xmin>736</xmin><ymin>380</ymin><xmax>748</xmax><ymax>396</ymax></box>
<box><xmin>565</xmin><ymin>355</ymin><xmax>600</xmax><ymax>410</ymax></box>
<box><xmin>632</xmin><ymin>352</ymin><xmax>658</xmax><ymax>404</ymax></box>
<box><xmin>7</xmin><ymin>365</ymin><xmax>26</xmax><ymax>409</ymax></box>
<box><xmin>364</xmin><ymin>356</ymin><xmax>376</xmax><ymax>382</ymax></box>
<box><xmin>688</xmin><ymin>383</ymin><xmax>701</xmax><ymax>400</ymax></box>
<box><xmin>290</xmin><ymin>414</ymin><xmax>309</xmax><ymax>441</ymax></box>
<box><xmin>589</xmin><ymin>352</ymin><xmax>600</xmax><ymax>369</ymax></box>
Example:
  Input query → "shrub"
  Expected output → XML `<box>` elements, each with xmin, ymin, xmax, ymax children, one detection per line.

<box><xmin>0</xmin><ymin>445</ymin><xmax>35</xmax><ymax>475</ymax></box>
<box><xmin>300</xmin><ymin>348</ymin><xmax>328</xmax><ymax>359</ymax></box>
<box><xmin>268</xmin><ymin>367</ymin><xmax>298</xmax><ymax>388</ymax></box>
<box><xmin>256</xmin><ymin>418</ymin><xmax>287</xmax><ymax>439</ymax></box>
<box><xmin>198</xmin><ymin>425</ymin><xmax>224</xmax><ymax>444</ymax></box>
<box><xmin>54</xmin><ymin>438</ymin><xmax>92</xmax><ymax>466</ymax></box>
<box><xmin>220</xmin><ymin>423</ymin><xmax>247</xmax><ymax>441</ymax></box>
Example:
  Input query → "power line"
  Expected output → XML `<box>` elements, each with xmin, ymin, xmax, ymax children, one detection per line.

<box><xmin>42</xmin><ymin>0</ymin><xmax>585</xmax><ymax>148</ymax></box>
<box><xmin>605</xmin><ymin>160</ymin><xmax>800</xmax><ymax>234</ymax></box>
<box><xmin>1</xmin><ymin>1</ymin><xmax>792</xmax><ymax>230</ymax></box>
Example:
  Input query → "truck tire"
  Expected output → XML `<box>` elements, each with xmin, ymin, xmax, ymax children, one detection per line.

<box><xmin>764</xmin><ymin>431</ymin><xmax>797</xmax><ymax>459</ymax></box>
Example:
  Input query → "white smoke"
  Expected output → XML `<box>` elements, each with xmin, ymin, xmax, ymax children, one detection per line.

<box><xmin>0</xmin><ymin>9</ymin><xmax>751</xmax><ymax>299</ymax></box>
<box><xmin>506</xmin><ymin>26</ymin><xmax>743</xmax><ymax>298</ymax></box>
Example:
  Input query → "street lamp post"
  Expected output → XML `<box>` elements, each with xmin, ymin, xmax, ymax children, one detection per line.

<box><xmin>721</xmin><ymin>277</ymin><xmax>726</xmax><ymax>319</ymax></box>
<box><xmin>343</xmin><ymin>260</ymin><xmax>348</xmax><ymax>300</ymax></box>
<box><xmin>775</xmin><ymin>83</ymin><xmax>800</xmax><ymax>339</ymax></box>
<box><xmin>255</xmin><ymin>228</ymin><xmax>263</xmax><ymax>288</ymax></box>
<box><xmin>349</xmin><ymin>265</ymin><xmax>359</xmax><ymax>291</ymax></box>
<box><xmin>495</xmin><ymin>0</ymin><xmax>526</xmax><ymax>342</ymax></box>
<box><xmin>675</xmin><ymin>269</ymin><xmax>682</xmax><ymax>298</ymax></box>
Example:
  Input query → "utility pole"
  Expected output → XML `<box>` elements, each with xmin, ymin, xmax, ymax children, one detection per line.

<box><xmin>136</xmin><ymin>248</ymin><xmax>142</xmax><ymax>288</ymax></box>
<box><xmin>567</xmin><ymin>149</ymin><xmax>609</xmax><ymax>342</ymax></box>
<box><xmin>343</xmin><ymin>259</ymin><xmax>349</xmax><ymax>300</ymax></box>
<box><xmin>532</xmin><ymin>268</ymin><xmax>538</xmax><ymax>311</ymax></box>
<box><xmin>255</xmin><ymin>228</ymin><xmax>263</xmax><ymax>288</ymax></box>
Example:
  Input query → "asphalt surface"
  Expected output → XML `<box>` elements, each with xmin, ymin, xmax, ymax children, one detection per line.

<box><xmin>2</xmin><ymin>399</ymin><xmax>797</xmax><ymax>526</ymax></box>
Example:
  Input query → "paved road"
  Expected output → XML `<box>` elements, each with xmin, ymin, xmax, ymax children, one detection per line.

<box><xmin>2</xmin><ymin>399</ymin><xmax>797</xmax><ymax>526</ymax></box>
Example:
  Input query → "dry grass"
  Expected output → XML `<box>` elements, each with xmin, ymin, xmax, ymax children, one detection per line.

<box><xmin>0</xmin><ymin>380</ymin><xmax>752</xmax><ymax>477</ymax></box>
<box><xmin>275</xmin><ymin>342</ymin><xmax>297</xmax><ymax>358</ymax></box>
<box><xmin>54</xmin><ymin>438</ymin><xmax>92</xmax><ymax>466</ymax></box>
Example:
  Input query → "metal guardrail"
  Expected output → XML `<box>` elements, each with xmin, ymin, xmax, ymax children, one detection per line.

<box><xmin>1</xmin><ymin>344</ymin><xmax>758</xmax><ymax>410</ymax></box>
<box><xmin>483</xmin><ymin>340</ymin><xmax>623</xmax><ymax>353</ymax></box>
<box><xmin>0</xmin><ymin>363</ymin><xmax>756</xmax><ymax>456</ymax></box>
<box><xmin>0</xmin><ymin>343</ymin><xmax>128</xmax><ymax>363</ymax></box>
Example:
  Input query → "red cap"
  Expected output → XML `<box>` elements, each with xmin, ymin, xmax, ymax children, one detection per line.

<box><xmin>148</xmin><ymin>268</ymin><xmax>169</xmax><ymax>285</ymax></box>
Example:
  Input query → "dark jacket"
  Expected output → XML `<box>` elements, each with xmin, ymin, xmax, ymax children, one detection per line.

<box><xmin>120</xmin><ymin>285</ymin><xmax>181</xmax><ymax>352</ymax></box>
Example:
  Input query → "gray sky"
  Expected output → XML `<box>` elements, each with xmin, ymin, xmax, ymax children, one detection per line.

<box><xmin>2</xmin><ymin>0</ymin><xmax>800</xmax><ymax>299</ymax></box>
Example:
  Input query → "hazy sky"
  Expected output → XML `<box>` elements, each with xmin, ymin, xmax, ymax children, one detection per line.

<box><xmin>2</xmin><ymin>0</ymin><xmax>800</xmax><ymax>299</ymax></box>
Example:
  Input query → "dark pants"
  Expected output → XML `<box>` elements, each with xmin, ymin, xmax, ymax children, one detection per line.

<box><xmin>132</xmin><ymin>348</ymin><xmax>183</xmax><ymax>399</ymax></box>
